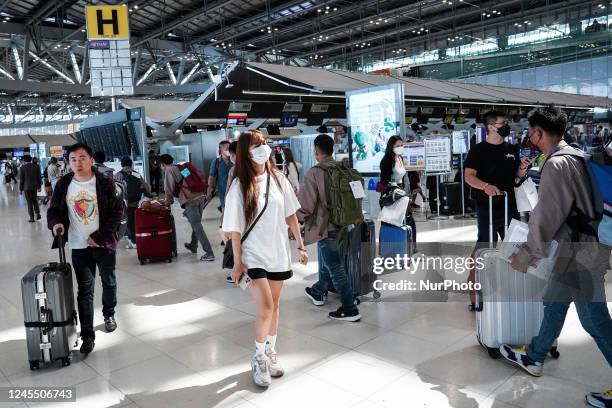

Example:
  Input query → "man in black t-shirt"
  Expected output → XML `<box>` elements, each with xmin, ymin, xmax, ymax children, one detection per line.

<box><xmin>464</xmin><ymin>110</ymin><xmax>531</xmax><ymax>244</ymax></box>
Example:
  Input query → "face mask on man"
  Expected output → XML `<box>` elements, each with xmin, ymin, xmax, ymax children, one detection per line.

<box><xmin>525</xmin><ymin>128</ymin><xmax>542</xmax><ymax>151</ymax></box>
<box><xmin>250</xmin><ymin>144</ymin><xmax>272</xmax><ymax>165</ymax></box>
<box><xmin>222</xmin><ymin>150</ymin><xmax>231</xmax><ymax>158</ymax></box>
<box><xmin>495</xmin><ymin>124</ymin><xmax>511</xmax><ymax>138</ymax></box>
<box><xmin>393</xmin><ymin>146</ymin><xmax>404</xmax><ymax>156</ymax></box>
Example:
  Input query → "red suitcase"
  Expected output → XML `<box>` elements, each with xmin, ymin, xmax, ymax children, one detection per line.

<box><xmin>135</xmin><ymin>207</ymin><xmax>177</xmax><ymax>264</ymax></box>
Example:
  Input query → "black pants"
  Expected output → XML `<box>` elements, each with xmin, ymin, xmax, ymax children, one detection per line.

<box><xmin>23</xmin><ymin>189</ymin><xmax>40</xmax><ymax>220</ymax></box>
<box><xmin>150</xmin><ymin>171</ymin><xmax>161</xmax><ymax>194</ymax></box>
<box><xmin>72</xmin><ymin>247</ymin><xmax>117</xmax><ymax>339</ymax></box>
<box><xmin>426</xmin><ymin>176</ymin><xmax>438</xmax><ymax>213</ymax></box>
<box><xmin>127</xmin><ymin>206</ymin><xmax>137</xmax><ymax>243</ymax></box>
<box><xmin>475</xmin><ymin>204</ymin><xmax>519</xmax><ymax>249</ymax></box>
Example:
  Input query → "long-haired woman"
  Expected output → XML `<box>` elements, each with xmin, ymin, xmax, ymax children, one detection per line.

<box><xmin>379</xmin><ymin>135</ymin><xmax>406</xmax><ymax>187</ymax></box>
<box><xmin>222</xmin><ymin>130</ymin><xmax>308</xmax><ymax>388</ymax></box>
<box><xmin>281</xmin><ymin>147</ymin><xmax>302</xmax><ymax>193</ymax></box>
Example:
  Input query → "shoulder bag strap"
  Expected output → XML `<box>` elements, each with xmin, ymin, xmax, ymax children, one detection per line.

<box><xmin>240</xmin><ymin>171</ymin><xmax>271</xmax><ymax>244</ymax></box>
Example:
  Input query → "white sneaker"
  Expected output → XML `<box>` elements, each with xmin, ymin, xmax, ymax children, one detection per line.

<box><xmin>266</xmin><ymin>349</ymin><xmax>284</xmax><ymax>378</ymax></box>
<box><xmin>251</xmin><ymin>354</ymin><xmax>271</xmax><ymax>387</ymax></box>
<box><xmin>126</xmin><ymin>240</ymin><xmax>137</xmax><ymax>249</ymax></box>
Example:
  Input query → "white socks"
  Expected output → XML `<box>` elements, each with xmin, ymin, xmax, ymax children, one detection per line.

<box><xmin>255</xmin><ymin>341</ymin><xmax>266</xmax><ymax>356</ymax></box>
<box><xmin>255</xmin><ymin>335</ymin><xmax>278</xmax><ymax>356</ymax></box>
<box><xmin>266</xmin><ymin>335</ymin><xmax>277</xmax><ymax>352</ymax></box>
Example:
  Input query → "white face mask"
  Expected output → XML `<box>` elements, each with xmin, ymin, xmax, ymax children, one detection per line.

<box><xmin>250</xmin><ymin>144</ymin><xmax>272</xmax><ymax>165</ymax></box>
<box><xmin>222</xmin><ymin>150</ymin><xmax>230</xmax><ymax>158</ymax></box>
<box><xmin>393</xmin><ymin>146</ymin><xmax>404</xmax><ymax>156</ymax></box>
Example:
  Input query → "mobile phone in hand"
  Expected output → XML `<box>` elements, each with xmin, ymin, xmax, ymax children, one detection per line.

<box><xmin>238</xmin><ymin>274</ymin><xmax>252</xmax><ymax>290</ymax></box>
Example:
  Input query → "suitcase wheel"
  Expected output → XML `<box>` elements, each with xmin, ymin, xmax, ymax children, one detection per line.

<box><xmin>549</xmin><ymin>346</ymin><xmax>560</xmax><ymax>359</ymax></box>
<box><xmin>373</xmin><ymin>291</ymin><xmax>381</xmax><ymax>300</ymax></box>
<box><xmin>167</xmin><ymin>258</ymin><xmax>172</xmax><ymax>263</ymax></box>
<box><xmin>172</xmin><ymin>250</ymin><xmax>178</xmax><ymax>257</ymax></box>
<box><xmin>487</xmin><ymin>348</ymin><xmax>501</xmax><ymax>359</ymax></box>
<box><xmin>139</xmin><ymin>259</ymin><xmax>145</xmax><ymax>265</ymax></box>
<box><xmin>468</xmin><ymin>303</ymin><xmax>476</xmax><ymax>312</ymax></box>
<box><xmin>29</xmin><ymin>361</ymin><xmax>39</xmax><ymax>370</ymax></box>
<box><xmin>61</xmin><ymin>357</ymin><xmax>71</xmax><ymax>367</ymax></box>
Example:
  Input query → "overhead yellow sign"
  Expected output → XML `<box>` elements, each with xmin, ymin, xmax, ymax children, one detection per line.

<box><xmin>85</xmin><ymin>5</ymin><xmax>129</xmax><ymax>39</ymax></box>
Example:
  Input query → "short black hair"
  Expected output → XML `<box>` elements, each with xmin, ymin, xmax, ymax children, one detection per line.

<box><xmin>159</xmin><ymin>154</ymin><xmax>174</xmax><ymax>165</ymax></box>
<box><xmin>67</xmin><ymin>143</ymin><xmax>93</xmax><ymax>157</ymax></box>
<box><xmin>121</xmin><ymin>156</ymin><xmax>133</xmax><ymax>168</ymax></box>
<box><xmin>92</xmin><ymin>151</ymin><xmax>106</xmax><ymax>163</ymax></box>
<box><xmin>229</xmin><ymin>141</ymin><xmax>238</xmax><ymax>154</ymax></box>
<box><xmin>314</xmin><ymin>134</ymin><xmax>334</xmax><ymax>156</ymax></box>
<box><xmin>219</xmin><ymin>140</ymin><xmax>230</xmax><ymax>148</ymax></box>
<box><xmin>23</xmin><ymin>155</ymin><xmax>32</xmax><ymax>162</ymax></box>
<box><xmin>482</xmin><ymin>110</ymin><xmax>507</xmax><ymax>127</ymax></box>
<box><xmin>528</xmin><ymin>106</ymin><xmax>567</xmax><ymax>138</ymax></box>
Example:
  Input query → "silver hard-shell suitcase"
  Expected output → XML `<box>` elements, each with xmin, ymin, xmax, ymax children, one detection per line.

<box><xmin>21</xmin><ymin>239</ymin><xmax>78</xmax><ymax>370</ymax></box>
<box><xmin>474</xmin><ymin>193</ymin><xmax>559</xmax><ymax>359</ymax></box>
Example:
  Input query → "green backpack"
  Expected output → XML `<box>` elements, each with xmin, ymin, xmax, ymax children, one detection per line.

<box><xmin>316</xmin><ymin>161</ymin><xmax>364</xmax><ymax>248</ymax></box>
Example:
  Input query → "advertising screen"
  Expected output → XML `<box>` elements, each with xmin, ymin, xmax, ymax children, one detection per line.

<box><xmin>346</xmin><ymin>83</ymin><xmax>405</xmax><ymax>173</ymax></box>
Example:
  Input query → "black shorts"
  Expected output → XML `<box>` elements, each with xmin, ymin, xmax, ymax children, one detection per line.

<box><xmin>247</xmin><ymin>268</ymin><xmax>293</xmax><ymax>281</ymax></box>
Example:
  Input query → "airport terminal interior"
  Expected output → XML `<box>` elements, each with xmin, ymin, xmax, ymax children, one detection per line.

<box><xmin>0</xmin><ymin>1</ymin><xmax>612</xmax><ymax>407</ymax></box>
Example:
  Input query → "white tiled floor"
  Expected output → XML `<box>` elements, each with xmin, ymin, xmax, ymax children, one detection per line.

<box><xmin>0</xmin><ymin>182</ymin><xmax>611</xmax><ymax>408</ymax></box>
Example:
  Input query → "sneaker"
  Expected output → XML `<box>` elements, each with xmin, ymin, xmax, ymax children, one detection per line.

<box><xmin>80</xmin><ymin>337</ymin><xmax>95</xmax><ymax>354</ymax></box>
<box><xmin>266</xmin><ymin>349</ymin><xmax>284</xmax><ymax>378</ymax></box>
<box><xmin>586</xmin><ymin>389</ymin><xmax>612</xmax><ymax>408</ymax></box>
<box><xmin>200</xmin><ymin>253</ymin><xmax>215</xmax><ymax>262</ymax></box>
<box><xmin>251</xmin><ymin>354</ymin><xmax>272</xmax><ymax>387</ymax></box>
<box><xmin>126</xmin><ymin>240</ymin><xmax>137</xmax><ymax>249</ymax></box>
<box><xmin>328</xmin><ymin>306</ymin><xmax>361</xmax><ymax>322</ymax></box>
<box><xmin>104</xmin><ymin>316</ymin><xmax>117</xmax><ymax>332</ymax></box>
<box><xmin>28</xmin><ymin>219</ymin><xmax>35</xmax><ymax>223</ymax></box>
<box><xmin>225</xmin><ymin>276</ymin><xmax>234</xmax><ymax>284</ymax></box>
<box><xmin>305</xmin><ymin>287</ymin><xmax>325</xmax><ymax>306</ymax></box>
<box><xmin>499</xmin><ymin>344</ymin><xmax>543</xmax><ymax>377</ymax></box>
<box><xmin>184</xmin><ymin>243</ymin><xmax>197</xmax><ymax>254</ymax></box>
<box><xmin>36</xmin><ymin>213</ymin><xmax>41</xmax><ymax>220</ymax></box>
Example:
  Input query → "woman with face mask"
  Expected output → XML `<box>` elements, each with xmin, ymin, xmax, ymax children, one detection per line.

<box><xmin>222</xmin><ymin>130</ymin><xmax>308</xmax><ymax>388</ymax></box>
<box><xmin>379</xmin><ymin>135</ymin><xmax>407</xmax><ymax>187</ymax></box>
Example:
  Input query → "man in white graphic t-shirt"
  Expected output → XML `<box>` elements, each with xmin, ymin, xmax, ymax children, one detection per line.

<box><xmin>47</xmin><ymin>143</ymin><xmax>124</xmax><ymax>355</ymax></box>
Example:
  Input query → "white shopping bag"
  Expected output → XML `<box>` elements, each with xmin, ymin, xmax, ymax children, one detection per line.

<box><xmin>378</xmin><ymin>196</ymin><xmax>410</xmax><ymax>227</ymax></box>
<box><xmin>515</xmin><ymin>177</ymin><xmax>539</xmax><ymax>212</ymax></box>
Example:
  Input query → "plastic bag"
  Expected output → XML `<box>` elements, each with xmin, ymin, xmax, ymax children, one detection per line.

<box><xmin>378</xmin><ymin>196</ymin><xmax>409</xmax><ymax>227</ymax></box>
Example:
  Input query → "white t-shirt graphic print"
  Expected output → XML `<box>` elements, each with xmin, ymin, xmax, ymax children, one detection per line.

<box><xmin>67</xmin><ymin>176</ymin><xmax>100</xmax><ymax>249</ymax></box>
<box><xmin>222</xmin><ymin>172</ymin><xmax>300</xmax><ymax>273</ymax></box>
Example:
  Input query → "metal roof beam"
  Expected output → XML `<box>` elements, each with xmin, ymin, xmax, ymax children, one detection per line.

<box><xmin>188</xmin><ymin>0</ymin><xmax>342</xmax><ymax>47</ymax></box>
<box><xmin>314</xmin><ymin>0</ymin><xmax>594</xmax><ymax>65</ymax></box>
<box><xmin>132</xmin><ymin>0</ymin><xmax>234</xmax><ymax>48</ymax></box>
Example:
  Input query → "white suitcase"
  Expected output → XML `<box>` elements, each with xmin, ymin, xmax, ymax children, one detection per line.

<box><xmin>473</xmin><ymin>193</ymin><xmax>559</xmax><ymax>359</ymax></box>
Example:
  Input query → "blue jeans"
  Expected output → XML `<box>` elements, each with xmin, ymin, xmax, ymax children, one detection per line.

<box><xmin>311</xmin><ymin>231</ymin><xmax>357</xmax><ymax>312</ymax></box>
<box><xmin>527</xmin><ymin>264</ymin><xmax>612</xmax><ymax>365</ymax></box>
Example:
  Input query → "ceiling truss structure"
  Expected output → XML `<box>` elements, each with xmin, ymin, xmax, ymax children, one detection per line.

<box><xmin>0</xmin><ymin>0</ymin><xmax>608</xmax><ymax>121</ymax></box>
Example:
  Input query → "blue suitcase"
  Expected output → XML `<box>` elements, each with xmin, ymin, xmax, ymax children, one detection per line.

<box><xmin>379</xmin><ymin>222</ymin><xmax>413</xmax><ymax>259</ymax></box>
<box><xmin>345</xmin><ymin>220</ymin><xmax>379</xmax><ymax>300</ymax></box>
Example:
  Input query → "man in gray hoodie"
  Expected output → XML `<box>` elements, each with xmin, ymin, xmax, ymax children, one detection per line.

<box><xmin>498</xmin><ymin>106</ymin><xmax>611</xmax><ymax>408</ymax></box>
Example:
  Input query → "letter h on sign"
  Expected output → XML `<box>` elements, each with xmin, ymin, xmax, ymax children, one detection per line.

<box><xmin>96</xmin><ymin>9</ymin><xmax>119</xmax><ymax>36</ymax></box>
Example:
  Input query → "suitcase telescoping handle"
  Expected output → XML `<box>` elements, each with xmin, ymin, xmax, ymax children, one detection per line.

<box><xmin>488</xmin><ymin>191</ymin><xmax>508</xmax><ymax>244</ymax></box>
<box><xmin>56</xmin><ymin>234</ymin><xmax>67</xmax><ymax>267</ymax></box>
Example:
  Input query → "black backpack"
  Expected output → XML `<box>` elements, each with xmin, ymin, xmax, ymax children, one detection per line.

<box><xmin>120</xmin><ymin>170</ymin><xmax>142</xmax><ymax>204</ymax></box>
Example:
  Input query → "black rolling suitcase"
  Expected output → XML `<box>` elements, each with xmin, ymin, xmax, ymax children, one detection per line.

<box><xmin>440</xmin><ymin>182</ymin><xmax>461</xmax><ymax>215</ymax></box>
<box><xmin>345</xmin><ymin>220</ymin><xmax>380</xmax><ymax>301</ymax></box>
<box><xmin>21</xmin><ymin>238</ymin><xmax>78</xmax><ymax>370</ymax></box>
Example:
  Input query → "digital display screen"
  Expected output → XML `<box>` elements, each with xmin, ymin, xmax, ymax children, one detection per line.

<box><xmin>227</xmin><ymin>113</ymin><xmax>247</xmax><ymax>126</ymax></box>
<box><xmin>281</xmin><ymin>112</ymin><xmax>298</xmax><ymax>127</ymax></box>
<box><xmin>346</xmin><ymin>83</ymin><xmax>405</xmax><ymax>173</ymax></box>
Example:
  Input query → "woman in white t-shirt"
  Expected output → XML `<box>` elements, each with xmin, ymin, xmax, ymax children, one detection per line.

<box><xmin>222</xmin><ymin>130</ymin><xmax>308</xmax><ymax>388</ymax></box>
